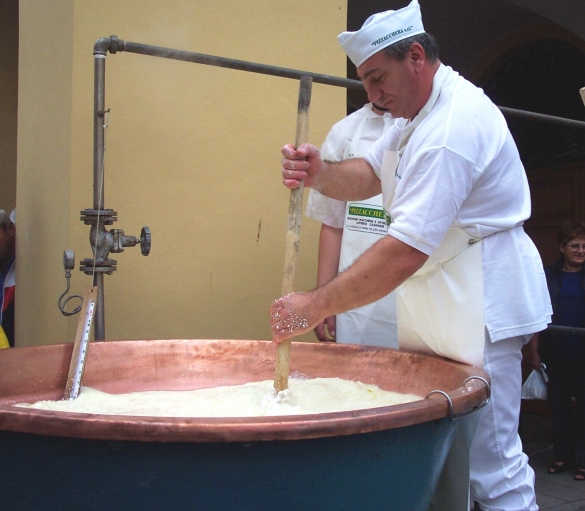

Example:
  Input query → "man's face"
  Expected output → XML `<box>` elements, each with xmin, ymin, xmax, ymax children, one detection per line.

<box><xmin>357</xmin><ymin>48</ymin><xmax>423</xmax><ymax>119</ymax></box>
<box><xmin>0</xmin><ymin>223</ymin><xmax>15</xmax><ymax>263</ymax></box>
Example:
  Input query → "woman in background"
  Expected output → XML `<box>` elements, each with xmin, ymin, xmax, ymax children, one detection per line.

<box><xmin>529</xmin><ymin>219</ymin><xmax>585</xmax><ymax>481</ymax></box>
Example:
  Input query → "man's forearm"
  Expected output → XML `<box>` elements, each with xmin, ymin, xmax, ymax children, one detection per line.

<box><xmin>270</xmin><ymin>234</ymin><xmax>428</xmax><ymax>343</ymax></box>
<box><xmin>316</xmin><ymin>158</ymin><xmax>381</xmax><ymax>201</ymax></box>
<box><xmin>312</xmin><ymin>235</ymin><xmax>428</xmax><ymax>318</ymax></box>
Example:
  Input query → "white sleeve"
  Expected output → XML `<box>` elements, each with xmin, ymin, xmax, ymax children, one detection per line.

<box><xmin>320</xmin><ymin>122</ymin><xmax>345</xmax><ymax>162</ymax></box>
<box><xmin>304</xmin><ymin>119</ymin><xmax>348</xmax><ymax>227</ymax></box>
<box><xmin>305</xmin><ymin>189</ymin><xmax>345</xmax><ymax>228</ymax></box>
<box><xmin>388</xmin><ymin>147</ymin><xmax>475</xmax><ymax>254</ymax></box>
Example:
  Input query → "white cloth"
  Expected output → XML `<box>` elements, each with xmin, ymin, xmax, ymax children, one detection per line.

<box><xmin>364</xmin><ymin>64</ymin><xmax>552</xmax><ymax>343</ymax></box>
<box><xmin>338</xmin><ymin>0</ymin><xmax>425</xmax><ymax>67</ymax></box>
<box><xmin>380</xmin><ymin>150</ymin><xmax>485</xmax><ymax>367</ymax></box>
<box><xmin>306</xmin><ymin>105</ymin><xmax>398</xmax><ymax>347</ymax></box>
<box><xmin>398</xmin><ymin>225</ymin><xmax>486</xmax><ymax>367</ymax></box>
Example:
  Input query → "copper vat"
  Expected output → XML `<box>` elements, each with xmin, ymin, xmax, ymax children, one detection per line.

<box><xmin>0</xmin><ymin>339</ymin><xmax>489</xmax><ymax>510</ymax></box>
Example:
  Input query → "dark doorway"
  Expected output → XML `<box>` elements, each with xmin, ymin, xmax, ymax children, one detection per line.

<box><xmin>482</xmin><ymin>40</ymin><xmax>585</xmax><ymax>171</ymax></box>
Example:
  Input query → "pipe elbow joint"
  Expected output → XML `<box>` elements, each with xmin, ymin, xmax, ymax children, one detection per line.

<box><xmin>93</xmin><ymin>38</ymin><xmax>111</xmax><ymax>56</ymax></box>
<box><xmin>94</xmin><ymin>35</ymin><xmax>125</xmax><ymax>56</ymax></box>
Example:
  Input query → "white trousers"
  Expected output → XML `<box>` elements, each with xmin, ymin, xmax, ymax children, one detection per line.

<box><xmin>470</xmin><ymin>334</ymin><xmax>538</xmax><ymax>511</ymax></box>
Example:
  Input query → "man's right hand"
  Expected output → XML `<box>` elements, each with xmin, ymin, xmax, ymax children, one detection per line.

<box><xmin>281</xmin><ymin>143</ymin><xmax>323</xmax><ymax>190</ymax></box>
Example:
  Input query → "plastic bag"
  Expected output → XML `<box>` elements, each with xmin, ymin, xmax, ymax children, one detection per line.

<box><xmin>521</xmin><ymin>364</ymin><xmax>548</xmax><ymax>400</ymax></box>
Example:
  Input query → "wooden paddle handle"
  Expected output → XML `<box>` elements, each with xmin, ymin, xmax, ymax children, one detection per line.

<box><xmin>274</xmin><ymin>75</ymin><xmax>313</xmax><ymax>392</ymax></box>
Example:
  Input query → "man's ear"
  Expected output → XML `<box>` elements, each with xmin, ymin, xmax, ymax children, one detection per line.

<box><xmin>409</xmin><ymin>42</ymin><xmax>426</xmax><ymax>70</ymax></box>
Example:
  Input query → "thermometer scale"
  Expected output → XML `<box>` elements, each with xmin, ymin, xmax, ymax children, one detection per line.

<box><xmin>64</xmin><ymin>286</ymin><xmax>99</xmax><ymax>400</ymax></box>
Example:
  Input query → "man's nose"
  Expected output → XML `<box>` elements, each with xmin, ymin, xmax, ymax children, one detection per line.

<box><xmin>365</xmin><ymin>86</ymin><xmax>382</xmax><ymax>105</ymax></box>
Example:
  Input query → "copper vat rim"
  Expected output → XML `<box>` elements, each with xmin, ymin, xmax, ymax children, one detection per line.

<box><xmin>0</xmin><ymin>339</ymin><xmax>490</xmax><ymax>443</ymax></box>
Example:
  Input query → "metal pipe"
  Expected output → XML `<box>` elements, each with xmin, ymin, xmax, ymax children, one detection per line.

<box><xmin>93</xmin><ymin>272</ymin><xmax>105</xmax><ymax>340</ymax></box>
<box><xmin>93</xmin><ymin>54</ymin><xmax>106</xmax><ymax>209</ymax></box>
<box><xmin>499</xmin><ymin>106</ymin><xmax>585</xmax><ymax>130</ymax></box>
<box><xmin>91</xmin><ymin>41</ymin><xmax>110</xmax><ymax>340</ymax></box>
<box><xmin>117</xmin><ymin>39</ymin><xmax>364</xmax><ymax>91</ymax></box>
<box><xmin>546</xmin><ymin>324</ymin><xmax>585</xmax><ymax>336</ymax></box>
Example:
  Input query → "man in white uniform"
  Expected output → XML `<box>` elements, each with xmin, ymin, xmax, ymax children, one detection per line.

<box><xmin>306</xmin><ymin>104</ymin><xmax>398</xmax><ymax>347</ymax></box>
<box><xmin>270</xmin><ymin>1</ymin><xmax>552</xmax><ymax>510</ymax></box>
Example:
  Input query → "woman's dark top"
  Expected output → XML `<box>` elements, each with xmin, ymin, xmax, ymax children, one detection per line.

<box><xmin>541</xmin><ymin>258</ymin><xmax>585</xmax><ymax>360</ymax></box>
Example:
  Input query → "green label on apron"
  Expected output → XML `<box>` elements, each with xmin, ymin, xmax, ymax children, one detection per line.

<box><xmin>345</xmin><ymin>203</ymin><xmax>387</xmax><ymax>235</ymax></box>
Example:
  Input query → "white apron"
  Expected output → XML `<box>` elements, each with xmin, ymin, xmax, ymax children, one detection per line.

<box><xmin>380</xmin><ymin>150</ymin><xmax>485</xmax><ymax>368</ymax></box>
<box><xmin>336</xmin><ymin>116</ymin><xmax>398</xmax><ymax>348</ymax></box>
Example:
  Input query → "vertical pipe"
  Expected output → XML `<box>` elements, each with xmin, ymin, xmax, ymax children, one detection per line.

<box><xmin>94</xmin><ymin>54</ymin><xmax>106</xmax><ymax>210</ymax></box>
<box><xmin>93</xmin><ymin>273</ymin><xmax>105</xmax><ymax>340</ymax></box>
<box><xmin>93</xmin><ymin>52</ymin><xmax>107</xmax><ymax>339</ymax></box>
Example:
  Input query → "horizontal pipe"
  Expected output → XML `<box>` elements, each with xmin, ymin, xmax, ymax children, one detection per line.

<box><xmin>116</xmin><ymin>38</ymin><xmax>585</xmax><ymax>130</ymax></box>
<box><xmin>546</xmin><ymin>324</ymin><xmax>585</xmax><ymax>336</ymax></box>
<box><xmin>499</xmin><ymin>106</ymin><xmax>585</xmax><ymax>130</ymax></box>
<box><xmin>118</xmin><ymin>40</ymin><xmax>364</xmax><ymax>90</ymax></box>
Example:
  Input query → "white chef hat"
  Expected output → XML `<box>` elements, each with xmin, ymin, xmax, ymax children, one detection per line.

<box><xmin>9</xmin><ymin>209</ymin><xmax>15</xmax><ymax>225</ymax></box>
<box><xmin>338</xmin><ymin>0</ymin><xmax>425</xmax><ymax>68</ymax></box>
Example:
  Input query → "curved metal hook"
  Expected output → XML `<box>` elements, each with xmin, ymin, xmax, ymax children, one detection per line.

<box><xmin>425</xmin><ymin>389</ymin><xmax>454</xmax><ymax>419</ymax></box>
<box><xmin>425</xmin><ymin>375</ymin><xmax>491</xmax><ymax>421</ymax></box>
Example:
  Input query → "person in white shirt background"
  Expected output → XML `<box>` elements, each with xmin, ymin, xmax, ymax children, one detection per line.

<box><xmin>306</xmin><ymin>103</ymin><xmax>398</xmax><ymax>347</ymax></box>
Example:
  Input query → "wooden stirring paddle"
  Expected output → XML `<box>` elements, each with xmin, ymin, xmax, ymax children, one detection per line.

<box><xmin>274</xmin><ymin>75</ymin><xmax>313</xmax><ymax>393</ymax></box>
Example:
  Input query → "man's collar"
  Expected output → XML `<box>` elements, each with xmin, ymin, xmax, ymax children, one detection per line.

<box><xmin>415</xmin><ymin>63</ymin><xmax>447</xmax><ymax>122</ymax></box>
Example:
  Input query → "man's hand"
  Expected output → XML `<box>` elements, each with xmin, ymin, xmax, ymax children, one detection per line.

<box><xmin>314</xmin><ymin>316</ymin><xmax>336</xmax><ymax>342</ymax></box>
<box><xmin>281</xmin><ymin>143</ymin><xmax>323</xmax><ymax>190</ymax></box>
<box><xmin>270</xmin><ymin>292</ymin><xmax>324</xmax><ymax>344</ymax></box>
<box><xmin>526</xmin><ymin>333</ymin><xmax>543</xmax><ymax>371</ymax></box>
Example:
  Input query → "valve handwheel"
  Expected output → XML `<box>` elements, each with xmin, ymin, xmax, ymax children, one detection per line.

<box><xmin>140</xmin><ymin>226</ymin><xmax>151</xmax><ymax>256</ymax></box>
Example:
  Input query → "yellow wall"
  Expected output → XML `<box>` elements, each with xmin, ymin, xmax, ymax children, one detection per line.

<box><xmin>17</xmin><ymin>0</ymin><xmax>347</xmax><ymax>346</ymax></box>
